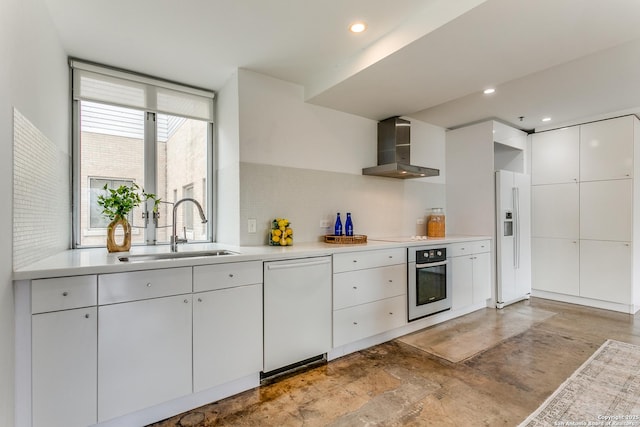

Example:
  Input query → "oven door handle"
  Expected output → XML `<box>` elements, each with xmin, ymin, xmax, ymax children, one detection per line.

<box><xmin>416</xmin><ymin>260</ymin><xmax>448</xmax><ymax>268</ymax></box>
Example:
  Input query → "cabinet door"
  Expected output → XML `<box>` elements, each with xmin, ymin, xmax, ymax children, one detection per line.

<box><xmin>532</xmin><ymin>183</ymin><xmax>579</xmax><ymax>239</ymax></box>
<box><xmin>580</xmin><ymin>116</ymin><xmax>634</xmax><ymax>181</ymax></box>
<box><xmin>532</xmin><ymin>238</ymin><xmax>579</xmax><ymax>296</ymax></box>
<box><xmin>32</xmin><ymin>307</ymin><xmax>97</xmax><ymax>427</ymax></box>
<box><xmin>580</xmin><ymin>179</ymin><xmax>632</xmax><ymax>242</ymax></box>
<box><xmin>193</xmin><ymin>284</ymin><xmax>262</xmax><ymax>392</ymax></box>
<box><xmin>98</xmin><ymin>295</ymin><xmax>192</xmax><ymax>422</ymax></box>
<box><xmin>531</xmin><ymin>126</ymin><xmax>580</xmax><ymax>185</ymax></box>
<box><xmin>580</xmin><ymin>240</ymin><xmax>631</xmax><ymax>304</ymax></box>
<box><xmin>451</xmin><ymin>256</ymin><xmax>473</xmax><ymax>310</ymax></box>
<box><xmin>472</xmin><ymin>252</ymin><xmax>492</xmax><ymax>305</ymax></box>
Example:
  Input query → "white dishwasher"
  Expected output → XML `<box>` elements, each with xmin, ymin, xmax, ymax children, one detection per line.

<box><xmin>263</xmin><ymin>256</ymin><xmax>332</xmax><ymax>375</ymax></box>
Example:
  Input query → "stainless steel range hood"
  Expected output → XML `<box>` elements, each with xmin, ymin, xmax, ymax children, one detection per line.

<box><xmin>362</xmin><ymin>117</ymin><xmax>440</xmax><ymax>179</ymax></box>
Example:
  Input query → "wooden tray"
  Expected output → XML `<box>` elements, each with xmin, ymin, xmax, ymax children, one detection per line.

<box><xmin>324</xmin><ymin>235</ymin><xmax>367</xmax><ymax>244</ymax></box>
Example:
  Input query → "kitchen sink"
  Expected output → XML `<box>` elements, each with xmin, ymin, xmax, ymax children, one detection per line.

<box><xmin>118</xmin><ymin>250</ymin><xmax>237</xmax><ymax>262</ymax></box>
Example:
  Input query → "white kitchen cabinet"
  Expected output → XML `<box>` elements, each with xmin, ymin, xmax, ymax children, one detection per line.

<box><xmin>193</xmin><ymin>261</ymin><xmax>262</xmax><ymax>292</ymax></box>
<box><xmin>333</xmin><ymin>295</ymin><xmax>405</xmax><ymax>348</ymax></box>
<box><xmin>193</xmin><ymin>261</ymin><xmax>262</xmax><ymax>391</ymax></box>
<box><xmin>333</xmin><ymin>248</ymin><xmax>407</xmax><ymax>348</ymax></box>
<box><xmin>531</xmin><ymin>115</ymin><xmax>640</xmax><ymax>313</ymax></box>
<box><xmin>473</xmin><ymin>252</ymin><xmax>492</xmax><ymax>304</ymax></box>
<box><xmin>31</xmin><ymin>275</ymin><xmax>97</xmax><ymax>314</ymax></box>
<box><xmin>193</xmin><ymin>283</ymin><xmax>262</xmax><ymax>392</ymax></box>
<box><xmin>333</xmin><ymin>263</ymin><xmax>406</xmax><ymax>310</ymax></box>
<box><xmin>532</xmin><ymin>183</ymin><xmax>579</xmax><ymax>239</ymax></box>
<box><xmin>580</xmin><ymin>240</ymin><xmax>632</xmax><ymax>304</ymax></box>
<box><xmin>531</xmin><ymin>126</ymin><xmax>580</xmax><ymax>185</ymax></box>
<box><xmin>98</xmin><ymin>267</ymin><xmax>192</xmax><ymax>305</ymax></box>
<box><xmin>531</xmin><ymin>238</ymin><xmax>579</xmax><ymax>296</ymax></box>
<box><xmin>580</xmin><ymin>179</ymin><xmax>632</xmax><ymax>242</ymax></box>
<box><xmin>450</xmin><ymin>241</ymin><xmax>491</xmax><ymax>310</ymax></box>
<box><xmin>98</xmin><ymin>294</ymin><xmax>193</xmax><ymax>422</ymax></box>
<box><xmin>32</xmin><ymin>307</ymin><xmax>97</xmax><ymax>427</ymax></box>
<box><xmin>580</xmin><ymin>116</ymin><xmax>634</xmax><ymax>181</ymax></box>
<box><xmin>333</xmin><ymin>247</ymin><xmax>406</xmax><ymax>273</ymax></box>
<box><xmin>451</xmin><ymin>255</ymin><xmax>473</xmax><ymax>310</ymax></box>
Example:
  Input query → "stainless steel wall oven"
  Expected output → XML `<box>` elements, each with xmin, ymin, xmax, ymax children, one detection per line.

<box><xmin>408</xmin><ymin>247</ymin><xmax>451</xmax><ymax>321</ymax></box>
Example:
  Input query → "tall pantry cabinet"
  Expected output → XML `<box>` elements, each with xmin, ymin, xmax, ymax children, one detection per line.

<box><xmin>530</xmin><ymin>115</ymin><xmax>640</xmax><ymax>313</ymax></box>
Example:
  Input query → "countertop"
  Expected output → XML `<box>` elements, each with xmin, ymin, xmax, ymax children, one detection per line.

<box><xmin>13</xmin><ymin>235</ymin><xmax>491</xmax><ymax>280</ymax></box>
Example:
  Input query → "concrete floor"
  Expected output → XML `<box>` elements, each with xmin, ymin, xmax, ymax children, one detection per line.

<box><xmin>150</xmin><ymin>298</ymin><xmax>640</xmax><ymax>427</ymax></box>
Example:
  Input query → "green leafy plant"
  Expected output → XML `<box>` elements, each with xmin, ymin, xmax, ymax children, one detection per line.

<box><xmin>97</xmin><ymin>183</ymin><xmax>160</xmax><ymax>221</ymax></box>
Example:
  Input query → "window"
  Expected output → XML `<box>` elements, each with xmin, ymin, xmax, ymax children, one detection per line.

<box><xmin>71</xmin><ymin>60</ymin><xmax>215</xmax><ymax>247</ymax></box>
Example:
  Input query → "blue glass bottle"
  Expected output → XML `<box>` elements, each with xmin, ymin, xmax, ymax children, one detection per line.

<box><xmin>334</xmin><ymin>213</ymin><xmax>342</xmax><ymax>236</ymax></box>
<box><xmin>345</xmin><ymin>212</ymin><xmax>353</xmax><ymax>236</ymax></box>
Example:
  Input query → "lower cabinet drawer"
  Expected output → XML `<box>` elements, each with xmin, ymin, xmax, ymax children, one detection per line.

<box><xmin>333</xmin><ymin>295</ymin><xmax>407</xmax><ymax>348</ymax></box>
<box><xmin>98</xmin><ymin>267</ymin><xmax>192</xmax><ymax>304</ymax></box>
<box><xmin>333</xmin><ymin>264</ymin><xmax>406</xmax><ymax>310</ymax></box>
<box><xmin>32</xmin><ymin>275</ymin><xmax>97</xmax><ymax>314</ymax></box>
<box><xmin>470</xmin><ymin>240</ymin><xmax>491</xmax><ymax>254</ymax></box>
<box><xmin>333</xmin><ymin>247</ymin><xmax>406</xmax><ymax>273</ymax></box>
<box><xmin>193</xmin><ymin>261</ymin><xmax>262</xmax><ymax>292</ymax></box>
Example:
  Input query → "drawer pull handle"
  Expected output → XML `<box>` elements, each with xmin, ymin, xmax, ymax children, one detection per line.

<box><xmin>389</xmin><ymin>312</ymin><xmax>393</xmax><ymax>315</ymax></box>
<box><xmin>353</xmin><ymin>286</ymin><xmax>357</xmax><ymax>289</ymax></box>
<box><xmin>85</xmin><ymin>313</ymin><xmax>90</xmax><ymax>319</ymax></box>
<box><xmin>184</xmin><ymin>299</ymin><xmax>189</xmax><ymax>303</ymax></box>
<box><xmin>353</xmin><ymin>322</ymin><xmax>358</xmax><ymax>325</ymax></box>
<box><xmin>388</xmin><ymin>280</ymin><xmax>393</xmax><ymax>283</ymax></box>
<box><xmin>146</xmin><ymin>283</ymin><xmax>152</xmax><ymax>287</ymax></box>
<box><xmin>229</xmin><ymin>274</ymin><xmax>234</xmax><ymax>278</ymax></box>
<box><xmin>388</xmin><ymin>256</ymin><xmax>393</xmax><ymax>258</ymax></box>
<box><xmin>353</xmin><ymin>260</ymin><xmax>357</xmax><ymax>263</ymax></box>
<box><xmin>62</xmin><ymin>291</ymin><xmax>69</xmax><ymax>297</ymax></box>
<box><xmin>197</xmin><ymin>298</ymin><xmax>203</xmax><ymax>302</ymax></box>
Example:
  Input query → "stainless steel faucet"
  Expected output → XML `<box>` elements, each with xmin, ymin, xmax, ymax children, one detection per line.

<box><xmin>171</xmin><ymin>198</ymin><xmax>208</xmax><ymax>252</ymax></box>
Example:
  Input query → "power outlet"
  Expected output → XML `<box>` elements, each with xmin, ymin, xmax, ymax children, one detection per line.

<box><xmin>417</xmin><ymin>218</ymin><xmax>425</xmax><ymax>225</ymax></box>
<box><xmin>248</xmin><ymin>218</ymin><xmax>257</xmax><ymax>234</ymax></box>
<box><xmin>319</xmin><ymin>219</ymin><xmax>331</xmax><ymax>228</ymax></box>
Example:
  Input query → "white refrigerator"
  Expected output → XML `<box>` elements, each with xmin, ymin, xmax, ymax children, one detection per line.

<box><xmin>495</xmin><ymin>170</ymin><xmax>532</xmax><ymax>308</ymax></box>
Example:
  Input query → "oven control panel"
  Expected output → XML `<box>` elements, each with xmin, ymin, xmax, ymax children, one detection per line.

<box><xmin>416</xmin><ymin>248</ymin><xmax>446</xmax><ymax>263</ymax></box>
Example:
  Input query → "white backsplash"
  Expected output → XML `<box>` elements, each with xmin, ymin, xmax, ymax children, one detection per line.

<box><xmin>13</xmin><ymin>109</ymin><xmax>69</xmax><ymax>270</ymax></box>
<box><xmin>238</xmin><ymin>162</ymin><xmax>445</xmax><ymax>246</ymax></box>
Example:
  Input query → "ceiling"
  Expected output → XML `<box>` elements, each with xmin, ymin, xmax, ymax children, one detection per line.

<box><xmin>43</xmin><ymin>0</ymin><xmax>640</xmax><ymax>131</ymax></box>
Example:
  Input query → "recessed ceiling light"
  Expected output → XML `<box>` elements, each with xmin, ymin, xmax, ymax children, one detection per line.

<box><xmin>349</xmin><ymin>22</ymin><xmax>367</xmax><ymax>33</ymax></box>
<box><xmin>483</xmin><ymin>88</ymin><xmax>495</xmax><ymax>95</ymax></box>
<box><xmin>542</xmin><ymin>117</ymin><xmax>552</xmax><ymax>122</ymax></box>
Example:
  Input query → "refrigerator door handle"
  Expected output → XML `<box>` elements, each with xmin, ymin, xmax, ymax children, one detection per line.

<box><xmin>513</xmin><ymin>186</ymin><xmax>520</xmax><ymax>269</ymax></box>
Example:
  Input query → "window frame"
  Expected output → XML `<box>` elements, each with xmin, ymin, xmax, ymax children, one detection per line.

<box><xmin>70</xmin><ymin>61</ymin><xmax>216</xmax><ymax>248</ymax></box>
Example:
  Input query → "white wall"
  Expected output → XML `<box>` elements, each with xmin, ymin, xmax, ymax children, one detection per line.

<box><xmin>238</xmin><ymin>69</ymin><xmax>376</xmax><ymax>175</ymax></box>
<box><xmin>232</xmin><ymin>69</ymin><xmax>446</xmax><ymax>245</ymax></box>
<box><xmin>1</xmin><ymin>0</ymin><xmax>69</xmax><ymax>425</ymax></box>
<box><xmin>216</xmin><ymin>72</ymin><xmax>241</xmax><ymax>245</ymax></box>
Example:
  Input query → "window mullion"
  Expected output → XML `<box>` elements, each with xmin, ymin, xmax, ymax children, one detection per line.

<box><xmin>144</xmin><ymin>111</ymin><xmax>158</xmax><ymax>245</ymax></box>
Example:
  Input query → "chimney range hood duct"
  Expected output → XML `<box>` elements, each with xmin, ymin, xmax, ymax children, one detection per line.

<box><xmin>362</xmin><ymin>117</ymin><xmax>440</xmax><ymax>179</ymax></box>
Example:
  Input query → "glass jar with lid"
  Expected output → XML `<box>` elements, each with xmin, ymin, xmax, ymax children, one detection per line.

<box><xmin>427</xmin><ymin>208</ymin><xmax>445</xmax><ymax>238</ymax></box>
